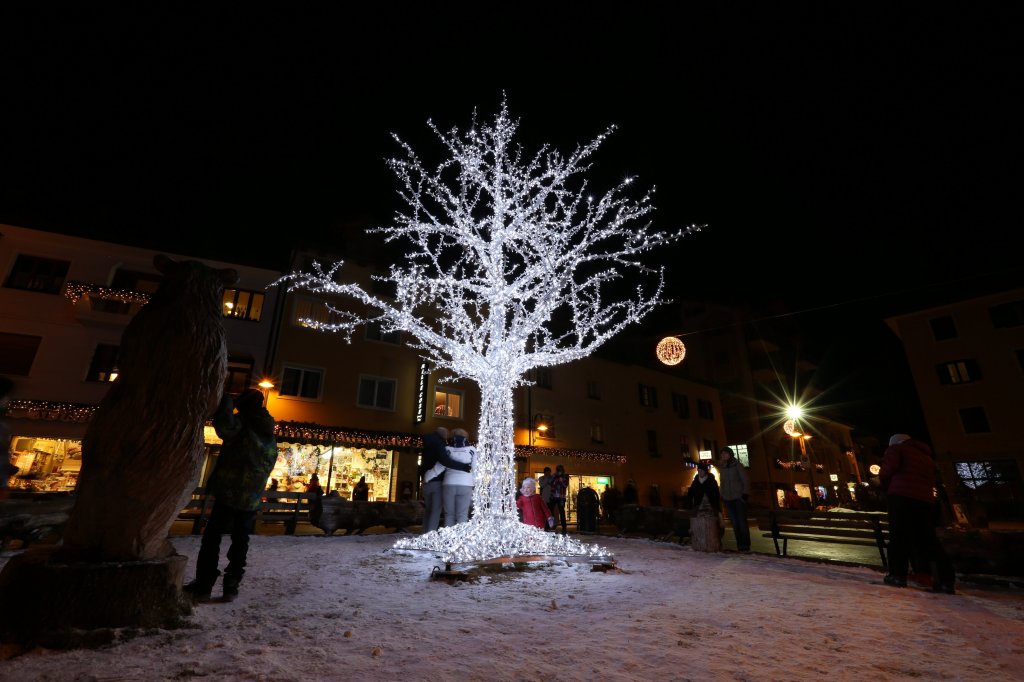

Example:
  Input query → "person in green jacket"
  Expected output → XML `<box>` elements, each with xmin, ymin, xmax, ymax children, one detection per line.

<box><xmin>184</xmin><ymin>389</ymin><xmax>278</xmax><ymax>602</ymax></box>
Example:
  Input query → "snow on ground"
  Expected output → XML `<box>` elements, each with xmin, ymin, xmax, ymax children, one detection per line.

<box><xmin>2</xmin><ymin>533</ymin><xmax>1024</xmax><ymax>681</ymax></box>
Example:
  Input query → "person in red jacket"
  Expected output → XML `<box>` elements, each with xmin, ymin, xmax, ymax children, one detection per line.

<box><xmin>517</xmin><ymin>477</ymin><xmax>554</xmax><ymax>530</ymax></box>
<box><xmin>879</xmin><ymin>434</ymin><xmax>955</xmax><ymax>592</ymax></box>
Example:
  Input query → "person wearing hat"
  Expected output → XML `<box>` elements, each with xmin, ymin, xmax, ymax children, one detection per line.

<box><xmin>879</xmin><ymin>433</ymin><xmax>955</xmax><ymax>593</ymax></box>
<box><xmin>184</xmin><ymin>388</ymin><xmax>278</xmax><ymax>603</ymax></box>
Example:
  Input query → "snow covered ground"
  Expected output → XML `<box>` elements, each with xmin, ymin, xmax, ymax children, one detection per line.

<box><xmin>2</xmin><ymin>533</ymin><xmax>1023</xmax><ymax>681</ymax></box>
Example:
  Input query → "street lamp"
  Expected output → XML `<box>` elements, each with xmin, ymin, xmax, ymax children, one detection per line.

<box><xmin>258</xmin><ymin>379</ymin><xmax>274</xmax><ymax>405</ymax></box>
<box><xmin>531</xmin><ymin>415</ymin><xmax>549</xmax><ymax>446</ymax></box>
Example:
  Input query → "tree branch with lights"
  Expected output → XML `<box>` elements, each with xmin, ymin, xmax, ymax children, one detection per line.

<box><xmin>276</xmin><ymin>99</ymin><xmax>696</xmax><ymax>563</ymax></box>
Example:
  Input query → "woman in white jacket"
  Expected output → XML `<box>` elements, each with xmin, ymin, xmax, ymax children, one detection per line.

<box><xmin>442</xmin><ymin>428</ymin><xmax>476</xmax><ymax>526</ymax></box>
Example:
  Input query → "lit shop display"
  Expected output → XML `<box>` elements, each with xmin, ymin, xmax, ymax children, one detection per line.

<box><xmin>7</xmin><ymin>436</ymin><xmax>82</xmax><ymax>492</ymax></box>
<box><xmin>269</xmin><ymin>443</ymin><xmax>395</xmax><ymax>501</ymax></box>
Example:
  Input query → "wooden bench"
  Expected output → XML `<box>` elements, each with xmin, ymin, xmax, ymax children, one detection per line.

<box><xmin>179</xmin><ymin>488</ymin><xmax>318</xmax><ymax>535</ymax></box>
<box><xmin>756</xmin><ymin>509</ymin><xmax>889</xmax><ymax>567</ymax></box>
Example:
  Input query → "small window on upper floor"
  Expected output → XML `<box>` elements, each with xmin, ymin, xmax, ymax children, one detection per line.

<box><xmin>590</xmin><ymin>421</ymin><xmax>604</xmax><ymax>444</ymax></box>
<box><xmin>959</xmin><ymin>406</ymin><xmax>991</xmax><ymax>434</ymax></box>
<box><xmin>1016</xmin><ymin>349</ymin><xmax>1024</xmax><ymax>373</ymax></box>
<box><xmin>434</xmin><ymin>387</ymin><xmax>463</xmax><ymax>418</ymax></box>
<box><xmin>929</xmin><ymin>315</ymin><xmax>958</xmax><ymax>341</ymax></box>
<box><xmin>936</xmin><ymin>359</ymin><xmax>981</xmax><ymax>385</ymax></box>
<box><xmin>989</xmin><ymin>299</ymin><xmax>1024</xmax><ymax>329</ymax></box>
<box><xmin>647</xmin><ymin>429</ymin><xmax>659</xmax><ymax>457</ymax></box>
<box><xmin>586</xmin><ymin>380</ymin><xmax>601</xmax><ymax>400</ymax></box>
<box><xmin>358</xmin><ymin>375</ymin><xmax>396</xmax><ymax>410</ymax></box>
<box><xmin>697</xmin><ymin>398</ymin><xmax>714</xmax><ymax>420</ymax></box>
<box><xmin>365</xmin><ymin>320</ymin><xmax>402</xmax><ymax>344</ymax></box>
<box><xmin>638</xmin><ymin>383</ymin><xmax>658</xmax><ymax>408</ymax></box>
<box><xmin>672</xmin><ymin>392</ymin><xmax>690</xmax><ymax>418</ymax></box>
<box><xmin>291</xmin><ymin>297</ymin><xmax>347</xmax><ymax>329</ymax></box>
<box><xmin>3</xmin><ymin>254</ymin><xmax>71</xmax><ymax>294</ymax></box>
<box><xmin>280</xmin><ymin>365</ymin><xmax>324</xmax><ymax>401</ymax></box>
<box><xmin>534</xmin><ymin>367</ymin><xmax>552</xmax><ymax>389</ymax></box>
<box><xmin>85</xmin><ymin>343</ymin><xmax>120</xmax><ymax>382</ymax></box>
<box><xmin>223</xmin><ymin>288</ymin><xmax>264</xmax><ymax>322</ymax></box>
<box><xmin>0</xmin><ymin>332</ymin><xmax>43</xmax><ymax>376</ymax></box>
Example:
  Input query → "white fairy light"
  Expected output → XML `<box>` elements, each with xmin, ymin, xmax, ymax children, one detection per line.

<box><xmin>275</xmin><ymin>97</ymin><xmax>698</xmax><ymax>563</ymax></box>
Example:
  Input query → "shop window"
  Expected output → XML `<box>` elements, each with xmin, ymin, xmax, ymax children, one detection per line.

<box><xmin>280</xmin><ymin>365</ymin><xmax>324</xmax><ymax>400</ymax></box>
<box><xmin>586</xmin><ymin>380</ymin><xmax>601</xmax><ymax>400</ymax></box>
<box><xmin>929</xmin><ymin>315</ymin><xmax>958</xmax><ymax>341</ymax></box>
<box><xmin>223</xmin><ymin>288</ymin><xmax>264</xmax><ymax>322</ymax></box>
<box><xmin>291</xmin><ymin>297</ymin><xmax>347</xmax><ymax>329</ymax></box>
<box><xmin>225</xmin><ymin>357</ymin><xmax>254</xmax><ymax>395</ymax></box>
<box><xmin>271</xmin><ymin>443</ymin><xmax>395</xmax><ymax>501</ymax></box>
<box><xmin>358</xmin><ymin>375</ymin><xmax>396</xmax><ymax>410</ymax></box>
<box><xmin>697</xmin><ymin>398</ymin><xmax>714</xmax><ymax>420</ymax></box>
<box><xmin>958</xmin><ymin>406</ymin><xmax>991</xmax><ymax>434</ymax></box>
<box><xmin>365</xmin><ymin>321</ymin><xmax>402</xmax><ymax>344</ymax></box>
<box><xmin>936</xmin><ymin>358</ymin><xmax>981</xmax><ymax>385</ymax></box>
<box><xmin>647</xmin><ymin>429</ymin><xmax>659</xmax><ymax>457</ymax></box>
<box><xmin>7</xmin><ymin>436</ymin><xmax>81</xmax><ymax>492</ymax></box>
<box><xmin>0</xmin><ymin>332</ymin><xmax>42</xmax><ymax>376</ymax></box>
<box><xmin>85</xmin><ymin>343</ymin><xmax>120</xmax><ymax>382</ymax></box>
<box><xmin>434</xmin><ymin>387</ymin><xmax>463</xmax><ymax>418</ymax></box>
<box><xmin>672</xmin><ymin>392</ymin><xmax>690</xmax><ymax>418</ymax></box>
<box><xmin>638</xmin><ymin>383</ymin><xmax>658</xmax><ymax>408</ymax></box>
<box><xmin>3</xmin><ymin>254</ymin><xmax>71</xmax><ymax>294</ymax></box>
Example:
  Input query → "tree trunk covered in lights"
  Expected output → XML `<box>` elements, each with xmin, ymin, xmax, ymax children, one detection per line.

<box><xmin>276</xmin><ymin>98</ymin><xmax>694</xmax><ymax>561</ymax></box>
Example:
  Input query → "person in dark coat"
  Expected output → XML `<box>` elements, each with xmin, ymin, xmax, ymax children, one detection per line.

<box><xmin>879</xmin><ymin>434</ymin><xmax>955</xmax><ymax>592</ymax></box>
<box><xmin>687</xmin><ymin>463</ymin><xmax>722</xmax><ymax>552</ymax></box>
<box><xmin>576</xmin><ymin>484</ymin><xmax>600</xmax><ymax>532</ymax></box>
<box><xmin>417</xmin><ymin>427</ymin><xmax>471</xmax><ymax>533</ymax></box>
<box><xmin>352</xmin><ymin>475</ymin><xmax>370</xmax><ymax>501</ymax></box>
<box><xmin>622</xmin><ymin>480</ymin><xmax>639</xmax><ymax>505</ymax></box>
<box><xmin>184</xmin><ymin>389</ymin><xmax>278</xmax><ymax>602</ymax></box>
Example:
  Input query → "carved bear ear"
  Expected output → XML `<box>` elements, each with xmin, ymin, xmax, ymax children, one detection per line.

<box><xmin>219</xmin><ymin>268</ymin><xmax>240</xmax><ymax>286</ymax></box>
<box><xmin>153</xmin><ymin>254</ymin><xmax>177</xmax><ymax>274</ymax></box>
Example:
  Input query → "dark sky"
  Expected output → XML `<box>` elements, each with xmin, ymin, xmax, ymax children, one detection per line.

<box><xmin>1</xmin><ymin>5</ymin><xmax>1020</xmax><ymax>439</ymax></box>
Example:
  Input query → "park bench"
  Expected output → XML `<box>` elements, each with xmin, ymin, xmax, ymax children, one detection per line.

<box><xmin>179</xmin><ymin>488</ymin><xmax>318</xmax><ymax>535</ymax></box>
<box><xmin>756</xmin><ymin>509</ymin><xmax>889</xmax><ymax>567</ymax></box>
<box><xmin>0</xmin><ymin>492</ymin><xmax>75</xmax><ymax>550</ymax></box>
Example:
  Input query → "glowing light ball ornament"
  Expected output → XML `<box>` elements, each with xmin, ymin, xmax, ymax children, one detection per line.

<box><xmin>783</xmin><ymin>419</ymin><xmax>799</xmax><ymax>437</ymax></box>
<box><xmin>656</xmin><ymin>336</ymin><xmax>686</xmax><ymax>366</ymax></box>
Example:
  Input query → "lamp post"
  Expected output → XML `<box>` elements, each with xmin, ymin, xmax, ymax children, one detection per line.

<box><xmin>786</xmin><ymin>405</ymin><xmax>816</xmax><ymax>507</ymax></box>
<box><xmin>258</xmin><ymin>379</ymin><xmax>275</xmax><ymax>406</ymax></box>
<box><xmin>532</xmin><ymin>415</ymin><xmax>549</xmax><ymax>446</ymax></box>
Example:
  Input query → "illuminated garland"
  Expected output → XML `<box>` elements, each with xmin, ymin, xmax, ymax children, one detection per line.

<box><xmin>515</xmin><ymin>444</ymin><xmax>627</xmax><ymax>464</ymax></box>
<box><xmin>63</xmin><ymin>281</ymin><xmax>152</xmax><ymax>305</ymax></box>
<box><xmin>275</xmin><ymin>421</ymin><xmax>422</xmax><ymax>448</ymax></box>
<box><xmin>2</xmin><ymin>399</ymin><xmax>97</xmax><ymax>423</ymax></box>
<box><xmin>775</xmin><ymin>459</ymin><xmax>826</xmax><ymax>473</ymax></box>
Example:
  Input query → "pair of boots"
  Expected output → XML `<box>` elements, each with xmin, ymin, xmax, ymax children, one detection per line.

<box><xmin>183</xmin><ymin>572</ymin><xmax>241</xmax><ymax>603</ymax></box>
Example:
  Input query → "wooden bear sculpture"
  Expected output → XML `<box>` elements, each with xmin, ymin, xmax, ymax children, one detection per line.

<box><xmin>59</xmin><ymin>254</ymin><xmax>238</xmax><ymax>562</ymax></box>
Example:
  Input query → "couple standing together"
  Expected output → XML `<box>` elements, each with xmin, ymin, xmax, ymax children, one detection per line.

<box><xmin>419</xmin><ymin>427</ymin><xmax>475</xmax><ymax>532</ymax></box>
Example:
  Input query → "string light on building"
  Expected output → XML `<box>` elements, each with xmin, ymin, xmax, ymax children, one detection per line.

<box><xmin>275</xmin><ymin>99</ymin><xmax>697</xmax><ymax>563</ymax></box>
<box><xmin>63</xmin><ymin>281</ymin><xmax>152</xmax><ymax>305</ymax></box>
<box><xmin>656</xmin><ymin>336</ymin><xmax>686</xmax><ymax>366</ymax></box>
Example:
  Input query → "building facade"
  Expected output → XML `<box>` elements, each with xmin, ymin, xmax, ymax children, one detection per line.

<box><xmin>886</xmin><ymin>288</ymin><xmax>1024</xmax><ymax>524</ymax></box>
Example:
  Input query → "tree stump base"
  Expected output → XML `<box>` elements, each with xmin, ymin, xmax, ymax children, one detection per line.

<box><xmin>0</xmin><ymin>546</ymin><xmax>192</xmax><ymax>649</ymax></box>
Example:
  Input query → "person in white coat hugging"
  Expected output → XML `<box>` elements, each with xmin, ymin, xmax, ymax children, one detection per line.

<box><xmin>442</xmin><ymin>428</ymin><xmax>476</xmax><ymax>526</ymax></box>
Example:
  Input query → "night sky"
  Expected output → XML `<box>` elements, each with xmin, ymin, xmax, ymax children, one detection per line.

<box><xmin>1</xmin><ymin>6</ymin><xmax>1020</xmax><ymax>439</ymax></box>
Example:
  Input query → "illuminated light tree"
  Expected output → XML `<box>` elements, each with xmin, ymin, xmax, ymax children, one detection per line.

<box><xmin>277</xmin><ymin>99</ymin><xmax>696</xmax><ymax>563</ymax></box>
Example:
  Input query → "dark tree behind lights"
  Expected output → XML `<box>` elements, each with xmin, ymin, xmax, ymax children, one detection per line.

<box><xmin>278</xmin><ymin>100</ymin><xmax>695</xmax><ymax>562</ymax></box>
